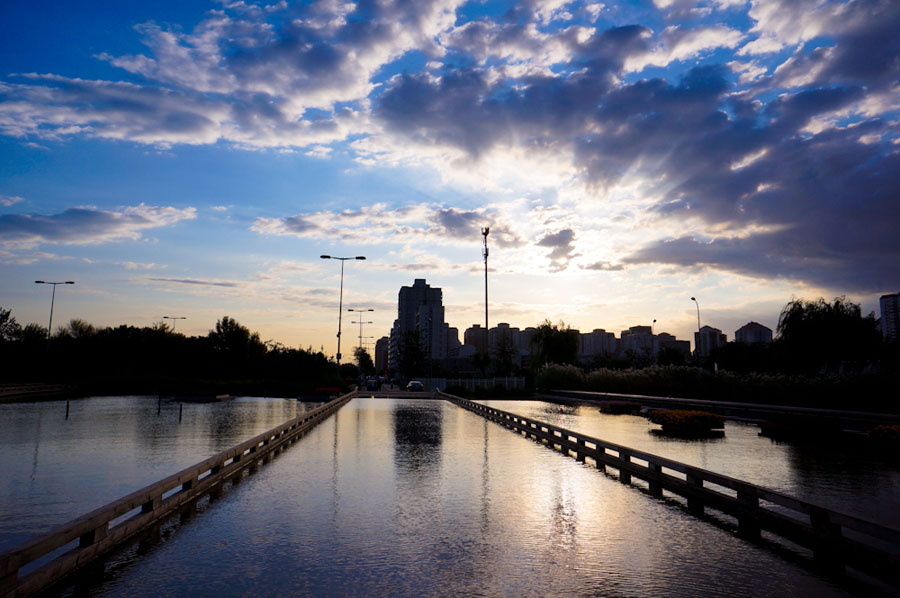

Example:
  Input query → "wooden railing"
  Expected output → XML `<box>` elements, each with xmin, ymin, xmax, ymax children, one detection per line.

<box><xmin>0</xmin><ymin>392</ymin><xmax>354</xmax><ymax>598</ymax></box>
<box><xmin>441</xmin><ymin>391</ymin><xmax>900</xmax><ymax>585</ymax></box>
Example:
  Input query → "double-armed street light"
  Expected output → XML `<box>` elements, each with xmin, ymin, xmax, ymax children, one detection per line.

<box><xmin>163</xmin><ymin>315</ymin><xmax>186</xmax><ymax>332</ymax></box>
<box><xmin>347</xmin><ymin>308</ymin><xmax>374</xmax><ymax>352</ymax></box>
<box><xmin>321</xmin><ymin>255</ymin><xmax>366</xmax><ymax>369</ymax></box>
<box><xmin>34</xmin><ymin>280</ymin><xmax>74</xmax><ymax>352</ymax></box>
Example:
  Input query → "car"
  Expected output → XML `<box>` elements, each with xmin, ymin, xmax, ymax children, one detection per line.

<box><xmin>406</xmin><ymin>381</ymin><xmax>424</xmax><ymax>392</ymax></box>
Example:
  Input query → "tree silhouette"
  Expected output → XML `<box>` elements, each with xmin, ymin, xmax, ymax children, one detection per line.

<box><xmin>0</xmin><ymin>307</ymin><xmax>22</xmax><ymax>342</ymax></box>
<box><xmin>530</xmin><ymin>320</ymin><xmax>578</xmax><ymax>369</ymax></box>
<box><xmin>493</xmin><ymin>330</ymin><xmax>517</xmax><ymax>376</ymax></box>
<box><xmin>354</xmin><ymin>346</ymin><xmax>375</xmax><ymax>375</ymax></box>
<box><xmin>775</xmin><ymin>296</ymin><xmax>879</xmax><ymax>373</ymax></box>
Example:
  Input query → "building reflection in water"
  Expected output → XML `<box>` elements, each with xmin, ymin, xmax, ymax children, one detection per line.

<box><xmin>392</xmin><ymin>402</ymin><xmax>442</xmax><ymax>474</ymax></box>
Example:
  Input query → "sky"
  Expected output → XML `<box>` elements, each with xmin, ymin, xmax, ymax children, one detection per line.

<box><xmin>1</xmin><ymin>0</ymin><xmax>898</xmax><ymax>355</ymax></box>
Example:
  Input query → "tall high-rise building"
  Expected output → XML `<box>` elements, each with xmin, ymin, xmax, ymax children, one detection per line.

<box><xmin>881</xmin><ymin>293</ymin><xmax>900</xmax><ymax>343</ymax></box>
<box><xmin>389</xmin><ymin>279</ymin><xmax>446</xmax><ymax>373</ymax></box>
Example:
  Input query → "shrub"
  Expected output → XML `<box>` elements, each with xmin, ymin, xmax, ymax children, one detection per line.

<box><xmin>535</xmin><ymin>363</ymin><xmax>585</xmax><ymax>391</ymax></box>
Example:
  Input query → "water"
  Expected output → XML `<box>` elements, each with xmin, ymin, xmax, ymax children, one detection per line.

<box><xmin>1</xmin><ymin>397</ymin><xmax>894</xmax><ymax>596</ymax></box>
<box><xmin>0</xmin><ymin>396</ymin><xmax>322</xmax><ymax>551</ymax></box>
<box><xmin>478</xmin><ymin>400</ymin><xmax>900</xmax><ymax>528</ymax></box>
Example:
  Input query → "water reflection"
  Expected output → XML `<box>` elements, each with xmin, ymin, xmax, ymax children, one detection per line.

<box><xmin>392</xmin><ymin>402</ymin><xmax>442</xmax><ymax>474</ymax></box>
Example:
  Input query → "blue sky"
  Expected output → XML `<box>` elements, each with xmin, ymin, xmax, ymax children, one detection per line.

<box><xmin>1</xmin><ymin>0</ymin><xmax>898</xmax><ymax>353</ymax></box>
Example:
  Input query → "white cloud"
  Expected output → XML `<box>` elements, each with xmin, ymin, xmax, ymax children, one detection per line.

<box><xmin>626</xmin><ymin>25</ymin><xmax>744</xmax><ymax>72</ymax></box>
<box><xmin>0</xmin><ymin>195</ymin><xmax>24</xmax><ymax>207</ymax></box>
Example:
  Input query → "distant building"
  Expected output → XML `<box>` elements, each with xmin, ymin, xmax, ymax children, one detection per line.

<box><xmin>657</xmin><ymin>332</ymin><xmax>691</xmax><ymax>360</ymax></box>
<box><xmin>519</xmin><ymin>327</ymin><xmax>537</xmax><ymax>359</ymax></box>
<box><xmin>694</xmin><ymin>325</ymin><xmax>726</xmax><ymax>357</ymax></box>
<box><xmin>374</xmin><ymin>336</ymin><xmax>389</xmax><ymax>374</ymax></box>
<box><xmin>735</xmin><ymin>321</ymin><xmax>773</xmax><ymax>344</ymax></box>
<box><xmin>620</xmin><ymin>325</ymin><xmax>657</xmax><ymax>358</ymax></box>
<box><xmin>578</xmin><ymin>329</ymin><xmax>618</xmax><ymax>363</ymax></box>
<box><xmin>881</xmin><ymin>293</ymin><xmax>899</xmax><ymax>343</ymax></box>
<box><xmin>445</xmin><ymin>324</ymin><xmax>461</xmax><ymax>357</ymax></box>
<box><xmin>489</xmin><ymin>323</ymin><xmax>520</xmax><ymax>356</ymax></box>
<box><xmin>464</xmin><ymin>324</ymin><xmax>488</xmax><ymax>353</ymax></box>
<box><xmin>389</xmin><ymin>279</ymin><xmax>446</xmax><ymax>372</ymax></box>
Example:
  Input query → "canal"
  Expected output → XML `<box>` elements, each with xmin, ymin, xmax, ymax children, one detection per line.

<box><xmin>2</xmin><ymin>396</ymin><xmax>894</xmax><ymax>596</ymax></box>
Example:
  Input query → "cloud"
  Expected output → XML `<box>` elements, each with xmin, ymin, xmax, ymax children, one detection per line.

<box><xmin>251</xmin><ymin>202</ymin><xmax>526</xmax><ymax>248</ymax></box>
<box><xmin>0</xmin><ymin>204</ymin><xmax>196</xmax><ymax>249</ymax></box>
<box><xmin>625</xmin><ymin>25</ymin><xmax>744</xmax><ymax>72</ymax></box>
<box><xmin>582</xmin><ymin>260</ymin><xmax>624</xmax><ymax>271</ymax></box>
<box><xmin>537</xmin><ymin>228</ymin><xmax>580</xmax><ymax>271</ymax></box>
<box><xmin>0</xmin><ymin>195</ymin><xmax>24</xmax><ymax>207</ymax></box>
<box><xmin>148</xmin><ymin>277</ymin><xmax>241</xmax><ymax>288</ymax></box>
<box><xmin>118</xmin><ymin>261</ymin><xmax>161</xmax><ymax>270</ymax></box>
<box><xmin>2</xmin><ymin>0</ymin><xmax>899</xmax><ymax>293</ymax></box>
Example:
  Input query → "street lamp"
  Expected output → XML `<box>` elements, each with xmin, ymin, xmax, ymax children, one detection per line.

<box><xmin>34</xmin><ymin>280</ymin><xmax>75</xmax><ymax>352</ymax></box>
<box><xmin>162</xmin><ymin>315</ymin><xmax>186</xmax><ymax>331</ymax></box>
<box><xmin>482</xmin><ymin>227</ymin><xmax>490</xmax><ymax>353</ymax></box>
<box><xmin>691</xmin><ymin>297</ymin><xmax>701</xmax><ymax>357</ymax></box>
<box><xmin>347</xmin><ymin>308</ymin><xmax>374</xmax><ymax>352</ymax></box>
<box><xmin>321</xmin><ymin>255</ymin><xmax>366</xmax><ymax>369</ymax></box>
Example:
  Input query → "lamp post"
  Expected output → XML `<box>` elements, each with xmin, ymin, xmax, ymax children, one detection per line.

<box><xmin>162</xmin><ymin>315</ymin><xmax>186</xmax><ymax>332</ymax></box>
<box><xmin>691</xmin><ymin>297</ymin><xmax>701</xmax><ymax>357</ymax></box>
<box><xmin>321</xmin><ymin>255</ymin><xmax>366</xmax><ymax>369</ymax></box>
<box><xmin>482</xmin><ymin>227</ymin><xmax>490</xmax><ymax>353</ymax></box>
<box><xmin>35</xmin><ymin>280</ymin><xmax>74</xmax><ymax>352</ymax></box>
<box><xmin>347</xmin><ymin>308</ymin><xmax>374</xmax><ymax>354</ymax></box>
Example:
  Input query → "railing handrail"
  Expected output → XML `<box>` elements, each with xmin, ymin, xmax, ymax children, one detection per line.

<box><xmin>440</xmin><ymin>391</ymin><xmax>900</xmax><ymax>548</ymax></box>
<box><xmin>0</xmin><ymin>392</ymin><xmax>355</xmax><ymax>576</ymax></box>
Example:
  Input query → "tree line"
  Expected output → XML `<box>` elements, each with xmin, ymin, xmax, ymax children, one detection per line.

<box><xmin>0</xmin><ymin>309</ymin><xmax>341</xmax><ymax>396</ymax></box>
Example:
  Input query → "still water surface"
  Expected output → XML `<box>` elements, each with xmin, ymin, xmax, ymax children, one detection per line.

<box><xmin>1</xmin><ymin>397</ymin><xmax>894</xmax><ymax>596</ymax></box>
<box><xmin>479</xmin><ymin>400</ymin><xmax>900</xmax><ymax>528</ymax></box>
<box><xmin>0</xmin><ymin>396</ymin><xmax>322</xmax><ymax>551</ymax></box>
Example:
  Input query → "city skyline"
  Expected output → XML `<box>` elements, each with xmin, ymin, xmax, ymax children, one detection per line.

<box><xmin>2</xmin><ymin>0</ymin><xmax>898</xmax><ymax>355</ymax></box>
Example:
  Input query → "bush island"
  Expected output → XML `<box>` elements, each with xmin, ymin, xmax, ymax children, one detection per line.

<box><xmin>597</xmin><ymin>400</ymin><xmax>642</xmax><ymax>414</ymax></box>
<box><xmin>647</xmin><ymin>409</ymin><xmax>725</xmax><ymax>435</ymax></box>
<box><xmin>870</xmin><ymin>425</ymin><xmax>900</xmax><ymax>447</ymax></box>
